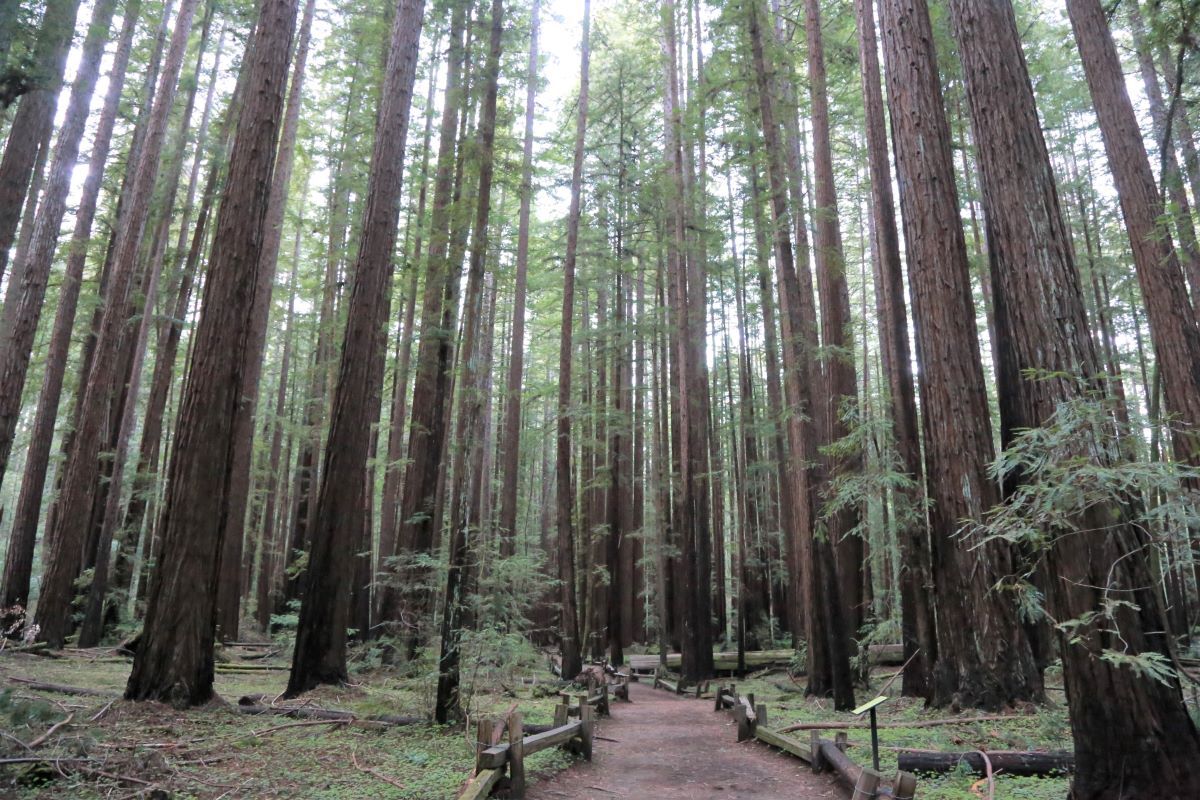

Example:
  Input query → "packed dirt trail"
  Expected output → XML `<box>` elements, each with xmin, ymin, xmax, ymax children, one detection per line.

<box><xmin>527</xmin><ymin>681</ymin><xmax>842</xmax><ymax>799</ymax></box>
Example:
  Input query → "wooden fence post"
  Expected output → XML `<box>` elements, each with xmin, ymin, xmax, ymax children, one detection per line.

<box><xmin>851</xmin><ymin>767</ymin><xmax>881</xmax><ymax>799</ymax></box>
<box><xmin>579</xmin><ymin>702</ymin><xmax>594</xmax><ymax>761</ymax></box>
<box><xmin>474</xmin><ymin>719</ymin><xmax>494</xmax><ymax>774</ymax></box>
<box><xmin>554</xmin><ymin>701</ymin><xmax>568</xmax><ymax>728</ymax></box>
<box><xmin>714</xmin><ymin>684</ymin><xmax>725</xmax><ymax>711</ymax></box>
<box><xmin>893</xmin><ymin>771</ymin><xmax>918</xmax><ymax>800</ymax></box>
<box><xmin>507</xmin><ymin>711</ymin><xmax>525</xmax><ymax>799</ymax></box>
<box><xmin>756</xmin><ymin>704</ymin><xmax>768</xmax><ymax>728</ymax></box>
<box><xmin>735</xmin><ymin>703</ymin><xmax>751</xmax><ymax>742</ymax></box>
<box><xmin>810</xmin><ymin>731</ymin><xmax>825</xmax><ymax>773</ymax></box>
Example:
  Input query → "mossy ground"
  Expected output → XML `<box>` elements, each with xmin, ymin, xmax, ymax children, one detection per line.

<box><xmin>728</xmin><ymin>664</ymin><xmax>1073</xmax><ymax>800</ymax></box>
<box><xmin>0</xmin><ymin>641</ymin><xmax>574</xmax><ymax>799</ymax></box>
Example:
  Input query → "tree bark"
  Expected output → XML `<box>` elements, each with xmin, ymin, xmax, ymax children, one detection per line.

<box><xmin>948</xmin><ymin>1</ymin><xmax>1200</xmax><ymax>795</ymax></box>
<box><xmin>852</xmin><ymin>0</ymin><xmax>933</xmax><ymax>698</ymax></box>
<box><xmin>878</xmin><ymin>0</ymin><xmax>1042</xmax><ymax>710</ymax></box>
<box><xmin>217</xmin><ymin>0</ymin><xmax>317</xmax><ymax>643</ymax></box>
<box><xmin>287</xmin><ymin>0</ymin><xmax>425</xmax><ymax>695</ymax></box>
<box><xmin>34</xmin><ymin>0</ymin><xmax>203</xmax><ymax>649</ymax></box>
<box><xmin>0</xmin><ymin>0</ymin><xmax>80</xmax><ymax>287</ymax></box>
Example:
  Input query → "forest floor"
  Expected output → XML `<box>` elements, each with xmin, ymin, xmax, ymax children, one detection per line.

<box><xmin>0</xmin><ymin>641</ymin><xmax>1079</xmax><ymax>800</ymax></box>
<box><xmin>0</xmin><ymin>641</ymin><xmax>574</xmax><ymax>799</ymax></box>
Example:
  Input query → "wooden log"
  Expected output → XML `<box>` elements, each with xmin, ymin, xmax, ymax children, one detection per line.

<box><xmin>819</xmin><ymin>738</ymin><xmax>865</xmax><ymax>790</ymax></box>
<box><xmin>7</xmin><ymin>677</ymin><xmax>116</xmax><ymax>697</ymax></box>
<box><xmin>779</xmin><ymin>713</ymin><xmax>1024</xmax><ymax>733</ymax></box>
<box><xmin>897</xmin><ymin>749</ymin><xmax>1073</xmax><ymax>777</ymax></box>
<box><xmin>458</xmin><ymin>767</ymin><xmax>502</xmax><ymax>800</ymax></box>
<box><xmin>236</xmin><ymin>705</ymin><xmax>424</xmax><ymax>727</ymax></box>
<box><xmin>507</xmin><ymin>712</ymin><xmax>525</xmax><ymax>799</ymax></box>
<box><xmin>754</xmin><ymin>725</ymin><xmax>813</xmax><ymax>762</ymax></box>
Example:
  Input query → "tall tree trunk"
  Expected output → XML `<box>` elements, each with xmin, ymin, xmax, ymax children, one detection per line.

<box><xmin>555</xmin><ymin>0</ymin><xmax>591</xmax><ymax>680</ymax></box>
<box><xmin>0</xmin><ymin>0</ymin><xmax>80</xmax><ymax>287</ymax></box>
<box><xmin>1066</xmin><ymin>0</ymin><xmax>1200</xmax><ymax>465</ymax></box>
<box><xmin>0</xmin><ymin>0</ymin><xmax>136</xmax><ymax>617</ymax></box>
<box><xmin>948</xmin><ymin>3</ymin><xmax>1200</xmax><ymax>796</ymax></box>
<box><xmin>34</xmin><ymin>0</ymin><xmax>204</xmax><ymax>649</ymax></box>
<box><xmin>804</xmin><ymin>0</ymin><xmax>863</xmax><ymax>646</ymax></box>
<box><xmin>217</xmin><ymin>0</ymin><xmax>317</xmax><ymax>643</ymax></box>
<box><xmin>497</xmin><ymin>0</ymin><xmax>540</xmax><ymax>557</ymax></box>
<box><xmin>435</xmin><ymin>0</ymin><xmax>503</xmax><ymax>721</ymax></box>
<box><xmin>125</xmin><ymin>0</ymin><xmax>297</xmax><ymax>704</ymax></box>
<box><xmin>878</xmin><ymin>0</ymin><xmax>1042</xmax><ymax>710</ymax></box>
<box><xmin>384</xmin><ymin>0</ymin><xmax>470</xmax><ymax>652</ymax></box>
<box><xmin>852</xmin><ymin>0</ymin><xmax>933</xmax><ymax>698</ymax></box>
<box><xmin>287</xmin><ymin>0</ymin><xmax>425</xmax><ymax>694</ymax></box>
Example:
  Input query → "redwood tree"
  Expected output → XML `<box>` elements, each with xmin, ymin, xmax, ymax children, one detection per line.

<box><xmin>288</xmin><ymin>0</ymin><xmax>426</xmax><ymax>695</ymax></box>
<box><xmin>878</xmin><ymin>0</ymin><xmax>1042</xmax><ymax>710</ymax></box>
<box><xmin>125</xmin><ymin>0</ymin><xmax>297</xmax><ymax>703</ymax></box>
<box><xmin>949</xmin><ymin>1</ymin><xmax>1200</xmax><ymax>795</ymax></box>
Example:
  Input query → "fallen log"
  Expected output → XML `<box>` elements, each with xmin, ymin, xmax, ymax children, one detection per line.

<box><xmin>236</xmin><ymin>705</ymin><xmax>424</xmax><ymax>727</ymax></box>
<box><xmin>779</xmin><ymin>713</ymin><xmax>1025</xmax><ymax>733</ymax></box>
<box><xmin>898</xmin><ymin>749</ymin><xmax>1073</xmax><ymax>777</ymax></box>
<box><xmin>7</xmin><ymin>677</ymin><xmax>118</xmax><ymax>698</ymax></box>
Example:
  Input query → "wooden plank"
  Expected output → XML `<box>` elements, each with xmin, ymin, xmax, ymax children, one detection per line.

<box><xmin>754</xmin><ymin>726</ymin><xmax>813</xmax><ymax>762</ymax></box>
<box><xmin>458</xmin><ymin>767</ymin><xmax>502</xmax><ymax>800</ymax></box>
<box><xmin>476</xmin><ymin>722</ymin><xmax>584</xmax><ymax>769</ymax></box>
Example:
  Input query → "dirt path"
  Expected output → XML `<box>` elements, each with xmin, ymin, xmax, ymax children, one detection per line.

<box><xmin>527</xmin><ymin>681</ymin><xmax>842</xmax><ymax>799</ymax></box>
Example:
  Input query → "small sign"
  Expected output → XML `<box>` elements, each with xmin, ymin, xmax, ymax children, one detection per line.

<box><xmin>851</xmin><ymin>695</ymin><xmax>888</xmax><ymax>716</ymax></box>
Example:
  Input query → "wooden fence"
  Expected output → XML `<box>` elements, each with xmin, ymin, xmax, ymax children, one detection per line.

<box><xmin>459</xmin><ymin>665</ymin><xmax>628</xmax><ymax>799</ymax></box>
<box><xmin>713</xmin><ymin>684</ymin><xmax>918</xmax><ymax>800</ymax></box>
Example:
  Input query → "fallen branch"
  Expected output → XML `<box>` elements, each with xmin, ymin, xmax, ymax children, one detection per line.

<box><xmin>897</xmin><ymin>749</ymin><xmax>1072</xmax><ymax>777</ymax></box>
<box><xmin>236</xmin><ymin>704</ymin><xmax>424</xmax><ymax>727</ymax></box>
<box><xmin>28</xmin><ymin>713</ymin><xmax>74</xmax><ymax>748</ymax></box>
<box><xmin>352</xmin><ymin>749</ymin><xmax>406</xmax><ymax>790</ymax></box>
<box><xmin>251</xmin><ymin>718</ymin><xmax>349</xmax><ymax>737</ymax></box>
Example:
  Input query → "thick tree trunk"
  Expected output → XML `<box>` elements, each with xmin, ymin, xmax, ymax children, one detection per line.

<box><xmin>948</xmin><ymin>2</ymin><xmax>1200</xmax><ymax>796</ymax></box>
<box><xmin>287</xmin><ymin>0</ymin><xmax>425</xmax><ymax>695</ymax></box>
<box><xmin>878</xmin><ymin>0</ymin><xmax>1042</xmax><ymax>710</ymax></box>
<box><xmin>384</xmin><ymin>0</ymin><xmax>470</xmax><ymax>652</ymax></box>
<box><xmin>125</xmin><ymin>0</ymin><xmax>297</xmax><ymax>704</ymax></box>
<box><xmin>217</xmin><ymin>0</ymin><xmax>317</xmax><ymax>643</ymax></box>
<box><xmin>852</xmin><ymin>0</ymin><xmax>933</xmax><ymax>698</ymax></box>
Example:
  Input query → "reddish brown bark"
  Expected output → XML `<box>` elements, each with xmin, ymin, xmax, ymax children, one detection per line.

<box><xmin>852</xmin><ymin>0</ymin><xmax>933</xmax><ymax>698</ymax></box>
<box><xmin>878</xmin><ymin>0</ymin><xmax>1041</xmax><ymax>710</ymax></box>
<box><xmin>1066</xmin><ymin>0</ymin><xmax>1200</xmax><ymax>463</ymax></box>
<box><xmin>0</xmin><ymin>0</ymin><xmax>129</xmax><ymax>615</ymax></box>
<box><xmin>948</xmin><ymin>2</ymin><xmax>1200</xmax><ymax>796</ymax></box>
<box><xmin>287</xmin><ymin>0</ymin><xmax>425</xmax><ymax>694</ymax></box>
<box><xmin>125</xmin><ymin>0</ymin><xmax>297</xmax><ymax>704</ymax></box>
<box><xmin>34</xmin><ymin>0</ymin><xmax>203</xmax><ymax>649</ymax></box>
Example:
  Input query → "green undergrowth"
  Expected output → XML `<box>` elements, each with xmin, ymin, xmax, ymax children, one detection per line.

<box><xmin>0</xmin><ymin>641</ymin><xmax>574</xmax><ymax>799</ymax></box>
<box><xmin>730</xmin><ymin>666</ymin><xmax>1072</xmax><ymax>800</ymax></box>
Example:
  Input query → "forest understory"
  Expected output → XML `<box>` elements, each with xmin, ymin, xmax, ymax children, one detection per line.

<box><xmin>2</xmin><ymin>0</ymin><xmax>1200</xmax><ymax>796</ymax></box>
